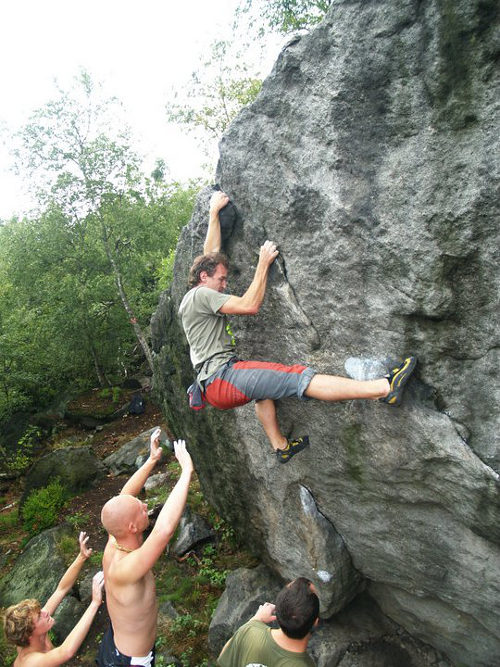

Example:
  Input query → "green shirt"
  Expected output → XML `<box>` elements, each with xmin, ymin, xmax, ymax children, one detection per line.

<box><xmin>179</xmin><ymin>286</ymin><xmax>234</xmax><ymax>381</ymax></box>
<box><xmin>217</xmin><ymin>620</ymin><xmax>315</xmax><ymax>667</ymax></box>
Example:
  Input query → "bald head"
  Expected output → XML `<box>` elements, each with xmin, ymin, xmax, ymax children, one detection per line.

<box><xmin>101</xmin><ymin>495</ymin><xmax>147</xmax><ymax>539</ymax></box>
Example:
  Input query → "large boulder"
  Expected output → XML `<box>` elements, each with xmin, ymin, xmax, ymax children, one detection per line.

<box><xmin>0</xmin><ymin>525</ymin><xmax>72</xmax><ymax>607</ymax></box>
<box><xmin>21</xmin><ymin>445</ymin><xmax>105</xmax><ymax>505</ymax></box>
<box><xmin>152</xmin><ymin>1</ymin><xmax>500</xmax><ymax>665</ymax></box>
<box><xmin>0</xmin><ymin>524</ymin><xmax>96</xmax><ymax>643</ymax></box>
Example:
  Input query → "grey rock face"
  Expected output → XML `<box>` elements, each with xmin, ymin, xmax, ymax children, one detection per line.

<box><xmin>172</xmin><ymin>507</ymin><xmax>215</xmax><ymax>556</ymax></box>
<box><xmin>52</xmin><ymin>595</ymin><xmax>85</xmax><ymax>643</ymax></box>
<box><xmin>152</xmin><ymin>1</ymin><xmax>500</xmax><ymax>665</ymax></box>
<box><xmin>309</xmin><ymin>592</ymin><xmax>450</xmax><ymax>667</ymax></box>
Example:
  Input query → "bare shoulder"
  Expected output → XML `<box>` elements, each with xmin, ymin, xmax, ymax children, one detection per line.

<box><xmin>15</xmin><ymin>650</ymin><xmax>42</xmax><ymax>667</ymax></box>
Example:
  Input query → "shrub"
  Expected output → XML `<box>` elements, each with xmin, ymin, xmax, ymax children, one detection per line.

<box><xmin>66</xmin><ymin>510</ymin><xmax>90</xmax><ymax>530</ymax></box>
<box><xmin>98</xmin><ymin>386</ymin><xmax>121</xmax><ymax>403</ymax></box>
<box><xmin>22</xmin><ymin>479</ymin><xmax>67</xmax><ymax>536</ymax></box>
<box><xmin>6</xmin><ymin>425</ymin><xmax>42</xmax><ymax>473</ymax></box>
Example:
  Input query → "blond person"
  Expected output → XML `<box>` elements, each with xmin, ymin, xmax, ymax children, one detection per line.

<box><xmin>4</xmin><ymin>531</ymin><xmax>104</xmax><ymax>666</ymax></box>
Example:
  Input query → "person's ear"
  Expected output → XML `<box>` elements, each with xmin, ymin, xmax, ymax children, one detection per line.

<box><xmin>199</xmin><ymin>271</ymin><xmax>208</xmax><ymax>283</ymax></box>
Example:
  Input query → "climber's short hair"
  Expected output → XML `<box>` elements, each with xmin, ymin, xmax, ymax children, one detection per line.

<box><xmin>275</xmin><ymin>577</ymin><xmax>319</xmax><ymax>639</ymax></box>
<box><xmin>3</xmin><ymin>599</ymin><xmax>41</xmax><ymax>647</ymax></box>
<box><xmin>188</xmin><ymin>252</ymin><xmax>229</xmax><ymax>288</ymax></box>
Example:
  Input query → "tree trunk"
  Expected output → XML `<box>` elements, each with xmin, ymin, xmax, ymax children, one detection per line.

<box><xmin>102</xmin><ymin>232</ymin><xmax>154</xmax><ymax>373</ymax></box>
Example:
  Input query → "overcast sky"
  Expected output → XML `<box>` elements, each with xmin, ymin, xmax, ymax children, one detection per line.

<box><xmin>0</xmin><ymin>0</ymin><xmax>281</xmax><ymax>219</ymax></box>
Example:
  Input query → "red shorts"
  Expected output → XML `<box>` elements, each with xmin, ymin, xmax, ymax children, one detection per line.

<box><xmin>204</xmin><ymin>360</ymin><xmax>315</xmax><ymax>410</ymax></box>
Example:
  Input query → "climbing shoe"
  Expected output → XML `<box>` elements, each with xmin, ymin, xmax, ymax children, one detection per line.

<box><xmin>380</xmin><ymin>356</ymin><xmax>417</xmax><ymax>406</ymax></box>
<box><xmin>276</xmin><ymin>436</ymin><xmax>310</xmax><ymax>464</ymax></box>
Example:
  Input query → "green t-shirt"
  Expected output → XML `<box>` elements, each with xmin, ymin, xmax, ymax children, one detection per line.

<box><xmin>179</xmin><ymin>286</ymin><xmax>234</xmax><ymax>381</ymax></box>
<box><xmin>217</xmin><ymin>620</ymin><xmax>315</xmax><ymax>667</ymax></box>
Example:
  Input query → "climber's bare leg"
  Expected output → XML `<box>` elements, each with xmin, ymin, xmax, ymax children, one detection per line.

<box><xmin>305</xmin><ymin>375</ymin><xmax>390</xmax><ymax>401</ymax></box>
<box><xmin>255</xmin><ymin>399</ymin><xmax>287</xmax><ymax>451</ymax></box>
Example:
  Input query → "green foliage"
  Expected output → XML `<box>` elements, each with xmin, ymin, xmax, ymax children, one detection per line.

<box><xmin>89</xmin><ymin>550</ymin><xmax>104</xmax><ymax>567</ymax></box>
<box><xmin>66</xmin><ymin>511</ymin><xmax>90</xmax><ymax>530</ymax></box>
<box><xmin>165</xmin><ymin>40</ymin><xmax>262</xmax><ymax>158</ymax></box>
<box><xmin>156</xmin><ymin>248</ymin><xmax>176</xmax><ymax>291</ymax></box>
<box><xmin>0</xmin><ymin>72</ymin><xmax>196</xmax><ymax>415</ymax></box>
<box><xmin>198</xmin><ymin>545</ymin><xmax>228</xmax><ymax>588</ymax></box>
<box><xmin>58</xmin><ymin>534</ymin><xmax>78</xmax><ymax>561</ymax></box>
<box><xmin>4</xmin><ymin>425</ymin><xmax>42</xmax><ymax>474</ymax></box>
<box><xmin>210</xmin><ymin>514</ymin><xmax>236</xmax><ymax>546</ymax></box>
<box><xmin>98</xmin><ymin>386</ymin><xmax>121</xmax><ymax>403</ymax></box>
<box><xmin>0</xmin><ymin>623</ymin><xmax>17</xmax><ymax>667</ymax></box>
<box><xmin>22</xmin><ymin>479</ymin><xmax>67</xmax><ymax>536</ymax></box>
<box><xmin>0</xmin><ymin>507</ymin><xmax>18</xmax><ymax>532</ymax></box>
<box><xmin>170</xmin><ymin>613</ymin><xmax>204</xmax><ymax>637</ymax></box>
<box><xmin>237</xmin><ymin>0</ymin><xmax>331</xmax><ymax>34</ymax></box>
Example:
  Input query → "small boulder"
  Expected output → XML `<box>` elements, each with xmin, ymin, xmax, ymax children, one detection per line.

<box><xmin>103</xmin><ymin>428</ymin><xmax>156</xmax><ymax>476</ymax></box>
<box><xmin>21</xmin><ymin>446</ymin><xmax>105</xmax><ymax>507</ymax></box>
<box><xmin>172</xmin><ymin>507</ymin><xmax>215</xmax><ymax>556</ymax></box>
<box><xmin>145</xmin><ymin>472</ymin><xmax>169</xmax><ymax>492</ymax></box>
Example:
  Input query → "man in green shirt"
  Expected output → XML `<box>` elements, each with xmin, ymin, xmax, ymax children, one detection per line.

<box><xmin>217</xmin><ymin>577</ymin><xmax>319</xmax><ymax>666</ymax></box>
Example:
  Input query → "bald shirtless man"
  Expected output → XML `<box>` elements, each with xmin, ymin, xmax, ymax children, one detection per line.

<box><xmin>97</xmin><ymin>430</ymin><xmax>193</xmax><ymax>666</ymax></box>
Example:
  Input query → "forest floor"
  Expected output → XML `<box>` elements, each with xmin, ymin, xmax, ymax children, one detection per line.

<box><xmin>0</xmin><ymin>388</ymin><xmax>256</xmax><ymax>666</ymax></box>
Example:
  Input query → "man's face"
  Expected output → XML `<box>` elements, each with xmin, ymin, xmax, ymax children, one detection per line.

<box><xmin>33</xmin><ymin>608</ymin><xmax>54</xmax><ymax>636</ymax></box>
<box><xmin>134</xmin><ymin>498</ymin><xmax>149</xmax><ymax>532</ymax></box>
<box><xmin>202</xmin><ymin>264</ymin><xmax>228</xmax><ymax>293</ymax></box>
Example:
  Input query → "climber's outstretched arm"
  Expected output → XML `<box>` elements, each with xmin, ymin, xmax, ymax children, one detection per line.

<box><xmin>204</xmin><ymin>191</ymin><xmax>229</xmax><ymax>254</ymax></box>
<box><xmin>219</xmin><ymin>240</ymin><xmax>279</xmax><ymax>315</ymax></box>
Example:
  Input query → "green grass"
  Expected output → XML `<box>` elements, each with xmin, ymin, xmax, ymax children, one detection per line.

<box><xmin>152</xmin><ymin>495</ymin><xmax>257</xmax><ymax>666</ymax></box>
<box><xmin>0</xmin><ymin>508</ymin><xmax>19</xmax><ymax>533</ymax></box>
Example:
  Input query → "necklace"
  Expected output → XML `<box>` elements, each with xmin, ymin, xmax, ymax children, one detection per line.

<box><xmin>112</xmin><ymin>537</ymin><xmax>134</xmax><ymax>553</ymax></box>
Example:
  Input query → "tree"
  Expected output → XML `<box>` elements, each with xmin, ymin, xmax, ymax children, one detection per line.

<box><xmin>0</xmin><ymin>176</ymin><xmax>195</xmax><ymax>420</ymax></box>
<box><xmin>13</xmin><ymin>71</ymin><xmax>189</xmax><ymax>374</ymax></box>
<box><xmin>237</xmin><ymin>0</ymin><xmax>332</xmax><ymax>34</ymax></box>
<box><xmin>1</xmin><ymin>72</ymin><xmax>196</xmax><ymax>419</ymax></box>
<box><xmin>165</xmin><ymin>40</ymin><xmax>262</xmax><ymax>166</ymax></box>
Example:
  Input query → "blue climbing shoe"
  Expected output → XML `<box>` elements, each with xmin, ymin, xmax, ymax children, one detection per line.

<box><xmin>380</xmin><ymin>356</ymin><xmax>417</xmax><ymax>406</ymax></box>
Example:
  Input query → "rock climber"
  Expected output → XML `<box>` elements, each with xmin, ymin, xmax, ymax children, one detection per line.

<box><xmin>179</xmin><ymin>190</ymin><xmax>416</xmax><ymax>463</ymax></box>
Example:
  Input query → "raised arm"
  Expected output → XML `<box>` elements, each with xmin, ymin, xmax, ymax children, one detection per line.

<box><xmin>219</xmin><ymin>240</ymin><xmax>279</xmax><ymax>315</ymax></box>
<box><xmin>120</xmin><ymin>428</ymin><xmax>163</xmax><ymax>497</ymax></box>
<box><xmin>30</xmin><ymin>572</ymin><xmax>104</xmax><ymax>667</ymax></box>
<box><xmin>219</xmin><ymin>601</ymin><xmax>277</xmax><ymax>658</ymax></box>
<box><xmin>43</xmin><ymin>532</ymin><xmax>93</xmax><ymax>615</ymax></box>
<box><xmin>251</xmin><ymin>601</ymin><xmax>277</xmax><ymax>623</ymax></box>
<box><xmin>204</xmin><ymin>191</ymin><xmax>229</xmax><ymax>254</ymax></box>
<box><xmin>111</xmin><ymin>440</ymin><xmax>194</xmax><ymax>582</ymax></box>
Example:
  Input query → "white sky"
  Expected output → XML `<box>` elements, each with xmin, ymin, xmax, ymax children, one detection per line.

<box><xmin>0</xmin><ymin>0</ymin><xmax>282</xmax><ymax>219</ymax></box>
